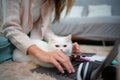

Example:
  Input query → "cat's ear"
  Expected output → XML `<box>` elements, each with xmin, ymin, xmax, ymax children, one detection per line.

<box><xmin>66</xmin><ymin>35</ymin><xmax>72</xmax><ymax>41</ymax></box>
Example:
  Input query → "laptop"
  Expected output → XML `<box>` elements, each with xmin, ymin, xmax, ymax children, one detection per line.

<box><xmin>90</xmin><ymin>40</ymin><xmax>120</xmax><ymax>80</ymax></box>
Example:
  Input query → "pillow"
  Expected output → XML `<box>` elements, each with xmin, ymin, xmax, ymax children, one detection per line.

<box><xmin>61</xmin><ymin>6</ymin><xmax>83</xmax><ymax>18</ymax></box>
<box><xmin>88</xmin><ymin>5</ymin><xmax>112</xmax><ymax>17</ymax></box>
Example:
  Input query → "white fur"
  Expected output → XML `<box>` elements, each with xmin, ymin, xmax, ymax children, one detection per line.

<box><xmin>13</xmin><ymin>35</ymin><xmax>72</xmax><ymax>68</ymax></box>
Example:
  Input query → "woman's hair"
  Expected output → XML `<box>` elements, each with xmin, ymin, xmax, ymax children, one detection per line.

<box><xmin>53</xmin><ymin>0</ymin><xmax>75</xmax><ymax>23</ymax></box>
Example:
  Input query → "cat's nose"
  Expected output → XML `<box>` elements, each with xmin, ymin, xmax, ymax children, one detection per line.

<box><xmin>60</xmin><ymin>49</ymin><xmax>63</xmax><ymax>52</ymax></box>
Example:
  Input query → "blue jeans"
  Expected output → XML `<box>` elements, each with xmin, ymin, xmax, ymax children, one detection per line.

<box><xmin>0</xmin><ymin>36</ymin><xmax>15</xmax><ymax>63</ymax></box>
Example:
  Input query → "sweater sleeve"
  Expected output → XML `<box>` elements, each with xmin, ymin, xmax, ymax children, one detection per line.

<box><xmin>1</xmin><ymin>0</ymin><xmax>35</xmax><ymax>54</ymax></box>
<box><xmin>44</xmin><ymin>25</ymin><xmax>57</xmax><ymax>41</ymax></box>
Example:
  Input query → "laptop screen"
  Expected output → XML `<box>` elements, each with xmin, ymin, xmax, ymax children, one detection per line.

<box><xmin>91</xmin><ymin>40</ymin><xmax>120</xmax><ymax>79</ymax></box>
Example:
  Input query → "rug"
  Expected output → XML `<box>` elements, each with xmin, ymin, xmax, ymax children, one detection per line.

<box><xmin>0</xmin><ymin>45</ymin><xmax>113</xmax><ymax>80</ymax></box>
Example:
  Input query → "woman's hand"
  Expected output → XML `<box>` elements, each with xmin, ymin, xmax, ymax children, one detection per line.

<box><xmin>27</xmin><ymin>45</ymin><xmax>75</xmax><ymax>74</ymax></box>
<box><xmin>46</xmin><ymin>50</ymin><xmax>75</xmax><ymax>73</ymax></box>
<box><xmin>72</xmin><ymin>42</ymin><xmax>81</xmax><ymax>54</ymax></box>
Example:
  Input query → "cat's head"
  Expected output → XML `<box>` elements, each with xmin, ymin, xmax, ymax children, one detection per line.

<box><xmin>48</xmin><ymin>35</ymin><xmax>72</xmax><ymax>56</ymax></box>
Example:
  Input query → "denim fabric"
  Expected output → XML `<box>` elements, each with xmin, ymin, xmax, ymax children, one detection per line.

<box><xmin>0</xmin><ymin>36</ymin><xmax>15</xmax><ymax>63</ymax></box>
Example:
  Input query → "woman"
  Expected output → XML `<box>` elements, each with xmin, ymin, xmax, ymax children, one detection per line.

<box><xmin>1</xmin><ymin>0</ymin><xmax>80</xmax><ymax>73</ymax></box>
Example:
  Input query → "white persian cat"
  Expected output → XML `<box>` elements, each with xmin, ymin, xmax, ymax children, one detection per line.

<box><xmin>13</xmin><ymin>35</ymin><xmax>72</xmax><ymax>68</ymax></box>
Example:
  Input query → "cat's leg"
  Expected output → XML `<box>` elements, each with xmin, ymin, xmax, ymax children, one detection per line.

<box><xmin>12</xmin><ymin>49</ymin><xmax>31</xmax><ymax>62</ymax></box>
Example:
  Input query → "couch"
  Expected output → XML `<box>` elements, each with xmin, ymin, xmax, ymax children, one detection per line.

<box><xmin>51</xmin><ymin>0</ymin><xmax>120</xmax><ymax>41</ymax></box>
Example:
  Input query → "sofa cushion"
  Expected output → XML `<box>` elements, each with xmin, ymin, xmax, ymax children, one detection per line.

<box><xmin>61</xmin><ymin>6</ymin><xmax>83</xmax><ymax>18</ymax></box>
<box><xmin>88</xmin><ymin>5</ymin><xmax>112</xmax><ymax>17</ymax></box>
<box><xmin>74</xmin><ymin>0</ymin><xmax>120</xmax><ymax>16</ymax></box>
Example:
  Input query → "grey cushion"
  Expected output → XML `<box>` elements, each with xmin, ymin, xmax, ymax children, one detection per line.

<box><xmin>74</xmin><ymin>0</ymin><xmax>120</xmax><ymax>16</ymax></box>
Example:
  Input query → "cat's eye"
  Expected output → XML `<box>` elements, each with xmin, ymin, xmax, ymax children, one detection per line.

<box><xmin>63</xmin><ymin>45</ymin><xmax>67</xmax><ymax>47</ymax></box>
<box><xmin>55</xmin><ymin>45</ymin><xmax>59</xmax><ymax>47</ymax></box>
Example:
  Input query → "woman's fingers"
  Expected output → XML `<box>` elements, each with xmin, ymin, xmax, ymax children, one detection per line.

<box><xmin>48</xmin><ymin>50</ymin><xmax>75</xmax><ymax>73</ymax></box>
<box><xmin>61</xmin><ymin>59</ymin><xmax>75</xmax><ymax>73</ymax></box>
<box><xmin>55</xmin><ymin>56</ymin><xmax>72</xmax><ymax>73</ymax></box>
<box><xmin>73</xmin><ymin>42</ymin><xmax>81</xmax><ymax>53</ymax></box>
<box><xmin>56</xmin><ymin>50</ymin><xmax>75</xmax><ymax>73</ymax></box>
<box><xmin>49</xmin><ymin>58</ymin><xmax>64</xmax><ymax>73</ymax></box>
